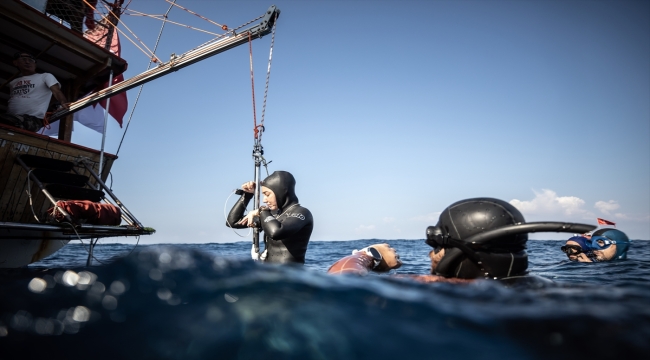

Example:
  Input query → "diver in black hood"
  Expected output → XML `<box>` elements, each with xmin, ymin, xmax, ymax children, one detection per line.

<box><xmin>328</xmin><ymin>197</ymin><xmax>595</xmax><ymax>282</ymax></box>
<box><xmin>226</xmin><ymin>171</ymin><xmax>313</xmax><ymax>264</ymax></box>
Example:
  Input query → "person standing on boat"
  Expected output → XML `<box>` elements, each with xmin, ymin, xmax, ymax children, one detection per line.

<box><xmin>1</xmin><ymin>52</ymin><xmax>69</xmax><ymax>132</ymax></box>
<box><xmin>226</xmin><ymin>171</ymin><xmax>313</xmax><ymax>264</ymax></box>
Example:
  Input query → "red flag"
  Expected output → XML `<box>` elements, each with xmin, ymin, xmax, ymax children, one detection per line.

<box><xmin>597</xmin><ymin>218</ymin><xmax>616</xmax><ymax>226</ymax></box>
<box><xmin>82</xmin><ymin>20</ymin><xmax>128</xmax><ymax>129</ymax></box>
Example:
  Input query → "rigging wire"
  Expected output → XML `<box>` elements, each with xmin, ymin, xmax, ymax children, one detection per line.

<box><xmin>249</xmin><ymin>13</ymin><xmax>278</xmax><ymax>143</ymax></box>
<box><xmin>248</xmin><ymin>32</ymin><xmax>259</xmax><ymax>140</ymax></box>
<box><xmin>259</xmin><ymin>12</ymin><xmax>278</xmax><ymax>144</ymax></box>
<box><xmin>83</xmin><ymin>0</ymin><xmax>161</xmax><ymax>62</ymax></box>
<box><xmin>116</xmin><ymin>0</ymin><xmax>176</xmax><ymax>156</ymax></box>
<box><xmin>124</xmin><ymin>11</ymin><xmax>223</xmax><ymax>37</ymax></box>
<box><xmin>163</xmin><ymin>0</ymin><xmax>228</xmax><ymax>30</ymax></box>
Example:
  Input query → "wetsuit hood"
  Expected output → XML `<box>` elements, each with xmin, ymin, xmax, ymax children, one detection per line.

<box><xmin>426</xmin><ymin>198</ymin><xmax>597</xmax><ymax>279</ymax></box>
<box><xmin>427</xmin><ymin>198</ymin><xmax>528</xmax><ymax>279</ymax></box>
<box><xmin>261</xmin><ymin>171</ymin><xmax>299</xmax><ymax>211</ymax></box>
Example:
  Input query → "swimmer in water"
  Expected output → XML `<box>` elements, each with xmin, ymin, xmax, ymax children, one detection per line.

<box><xmin>226</xmin><ymin>171</ymin><xmax>313</xmax><ymax>264</ymax></box>
<box><xmin>328</xmin><ymin>198</ymin><xmax>595</xmax><ymax>283</ymax></box>
<box><xmin>561</xmin><ymin>229</ymin><xmax>631</xmax><ymax>262</ymax></box>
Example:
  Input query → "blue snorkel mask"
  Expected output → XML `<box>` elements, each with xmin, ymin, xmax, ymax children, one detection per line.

<box><xmin>590</xmin><ymin>229</ymin><xmax>631</xmax><ymax>260</ymax></box>
<box><xmin>586</xmin><ymin>236</ymin><xmax>616</xmax><ymax>250</ymax></box>
<box><xmin>561</xmin><ymin>236</ymin><xmax>599</xmax><ymax>261</ymax></box>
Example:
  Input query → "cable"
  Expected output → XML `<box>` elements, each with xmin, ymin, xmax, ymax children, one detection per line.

<box><xmin>258</xmin><ymin>12</ymin><xmax>278</xmax><ymax>144</ymax></box>
<box><xmin>25</xmin><ymin>170</ymin><xmax>41</xmax><ymax>223</ymax></box>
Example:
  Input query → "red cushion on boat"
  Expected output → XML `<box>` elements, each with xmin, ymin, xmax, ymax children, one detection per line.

<box><xmin>49</xmin><ymin>200</ymin><xmax>121</xmax><ymax>225</ymax></box>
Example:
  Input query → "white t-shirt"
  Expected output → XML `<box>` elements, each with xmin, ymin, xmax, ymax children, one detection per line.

<box><xmin>8</xmin><ymin>73</ymin><xmax>60</xmax><ymax>119</ymax></box>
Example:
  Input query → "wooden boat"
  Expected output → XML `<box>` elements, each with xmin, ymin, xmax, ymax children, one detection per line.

<box><xmin>0</xmin><ymin>0</ymin><xmax>279</xmax><ymax>267</ymax></box>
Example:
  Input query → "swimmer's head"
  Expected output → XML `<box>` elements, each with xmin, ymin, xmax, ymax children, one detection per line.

<box><xmin>561</xmin><ymin>236</ymin><xmax>591</xmax><ymax>261</ymax></box>
<box><xmin>589</xmin><ymin>229</ymin><xmax>631</xmax><ymax>260</ymax></box>
<box><xmin>425</xmin><ymin>198</ymin><xmax>528</xmax><ymax>279</ymax></box>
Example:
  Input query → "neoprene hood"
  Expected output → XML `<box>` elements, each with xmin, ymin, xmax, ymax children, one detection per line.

<box><xmin>427</xmin><ymin>198</ymin><xmax>528</xmax><ymax>279</ymax></box>
<box><xmin>261</xmin><ymin>171</ymin><xmax>299</xmax><ymax>211</ymax></box>
<box><xmin>426</xmin><ymin>198</ymin><xmax>597</xmax><ymax>279</ymax></box>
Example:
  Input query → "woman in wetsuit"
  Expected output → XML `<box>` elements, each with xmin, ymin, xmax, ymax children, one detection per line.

<box><xmin>226</xmin><ymin>171</ymin><xmax>313</xmax><ymax>264</ymax></box>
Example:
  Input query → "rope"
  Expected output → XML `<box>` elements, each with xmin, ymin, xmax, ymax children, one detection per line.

<box><xmin>164</xmin><ymin>0</ymin><xmax>228</xmax><ymax>30</ymax></box>
<box><xmin>259</xmin><ymin>13</ymin><xmax>278</xmax><ymax>144</ymax></box>
<box><xmin>26</xmin><ymin>170</ymin><xmax>41</xmax><ymax>223</ymax></box>
<box><xmin>125</xmin><ymin>11</ymin><xmax>223</xmax><ymax>37</ymax></box>
<box><xmin>116</xmin><ymin>0</ymin><xmax>176</xmax><ymax>156</ymax></box>
<box><xmin>248</xmin><ymin>32</ymin><xmax>259</xmax><ymax>140</ymax></box>
<box><xmin>84</xmin><ymin>0</ymin><xmax>161</xmax><ymax>62</ymax></box>
<box><xmin>62</xmin><ymin>223</ymin><xmax>142</xmax><ymax>266</ymax></box>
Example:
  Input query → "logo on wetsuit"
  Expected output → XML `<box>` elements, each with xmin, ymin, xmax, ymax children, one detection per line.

<box><xmin>286</xmin><ymin>213</ymin><xmax>305</xmax><ymax>220</ymax></box>
<box><xmin>266</xmin><ymin>212</ymin><xmax>306</xmax><ymax>222</ymax></box>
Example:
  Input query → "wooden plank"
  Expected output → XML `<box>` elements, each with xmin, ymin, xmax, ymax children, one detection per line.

<box><xmin>0</xmin><ymin>138</ymin><xmax>17</xmax><ymax>194</ymax></box>
<box><xmin>0</xmin><ymin>126</ymin><xmax>117</xmax><ymax>161</ymax></box>
<box><xmin>0</xmin><ymin>139</ymin><xmax>10</xmax><ymax>170</ymax></box>
<box><xmin>5</xmin><ymin>145</ymin><xmax>39</xmax><ymax>222</ymax></box>
<box><xmin>12</xmin><ymin>145</ymin><xmax>51</xmax><ymax>222</ymax></box>
<box><xmin>1</xmin><ymin>125</ymin><xmax>119</xmax><ymax>223</ymax></box>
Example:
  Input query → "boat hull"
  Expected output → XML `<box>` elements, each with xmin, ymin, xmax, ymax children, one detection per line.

<box><xmin>0</xmin><ymin>238</ymin><xmax>69</xmax><ymax>268</ymax></box>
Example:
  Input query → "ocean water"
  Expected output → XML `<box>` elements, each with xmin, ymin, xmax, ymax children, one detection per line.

<box><xmin>1</xmin><ymin>239</ymin><xmax>650</xmax><ymax>359</ymax></box>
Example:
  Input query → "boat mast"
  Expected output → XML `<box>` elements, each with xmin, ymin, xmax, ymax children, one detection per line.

<box><xmin>98</xmin><ymin>0</ymin><xmax>124</xmax><ymax>183</ymax></box>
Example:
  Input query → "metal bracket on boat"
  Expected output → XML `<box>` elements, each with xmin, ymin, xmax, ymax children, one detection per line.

<box><xmin>15</xmin><ymin>155</ymin><xmax>74</xmax><ymax>224</ymax></box>
<box><xmin>76</xmin><ymin>159</ymin><xmax>145</xmax><ymax>229</ymax></box>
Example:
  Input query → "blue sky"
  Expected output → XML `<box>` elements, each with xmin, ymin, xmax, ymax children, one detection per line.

<box><xmin>67</xmin><ymin>0</ymin><xmax>649</xmax><ymax>242</ymax></box>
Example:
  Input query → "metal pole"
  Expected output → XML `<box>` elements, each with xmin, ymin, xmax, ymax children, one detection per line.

<box><xmin>252</xmin><ymin>143</ymin><xmax>263</xmax><ymax>254</ymax></box>
<box><xmin>253</xmin><ymin>143</ymin><xmax>264</xmax><ymax>252</ymax></box>
<box><xmin>98</xmin><ymin>67</ymin><xmax>114</xmax><ymax>186</ymax></box>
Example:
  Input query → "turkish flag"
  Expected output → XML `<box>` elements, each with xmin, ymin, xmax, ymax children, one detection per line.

<box><xmin>597</xmin><ymin>218</ymin><xmax>616</xmax><ymax>226</ymax></box>
<box><xmin>81</xmin><ymin>20</ymin><xmax>128</xmax><ymax>130</ymax></box>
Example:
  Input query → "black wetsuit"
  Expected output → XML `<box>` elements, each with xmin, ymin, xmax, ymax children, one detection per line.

<box><xmin>226</xmin><ymin>171</ymin><xmax>313</xmax><ymax>264</ymax></box>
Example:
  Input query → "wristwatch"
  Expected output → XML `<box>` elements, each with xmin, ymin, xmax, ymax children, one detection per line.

<box><xmin>363</xmin><ymin>247</ymin><xmax>383</xmax><ymax>269</ymax></box>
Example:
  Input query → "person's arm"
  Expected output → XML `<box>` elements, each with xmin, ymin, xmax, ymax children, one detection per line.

<box><xmin>49</xmin><ymin>84</ymin><xmax>70</xmax><ymax>109</ymax></box>
<box><xmin>225</xmin><ymin>191</ymin><xmax>254</xmax><ymax>229</ymax></box>
<box><xmin>259</xmin><ymin>207</ymin><xmax>312</xmax><ymax>240</ymax></box>
<box><xmin>327</xmin><ymin>252</ymin><xmax>375</xmax><ymax>275</ymax></box>
<box><xmin>327</xmin><ymin>244</ymin><xmax>402</xmax><ymax>275</ymax></box>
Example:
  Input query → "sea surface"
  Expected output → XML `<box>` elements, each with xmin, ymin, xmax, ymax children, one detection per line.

<box><xmin>1</xmin><ymin>239</ymin><xmax>650</xmax><ymax>359</ymax></box>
